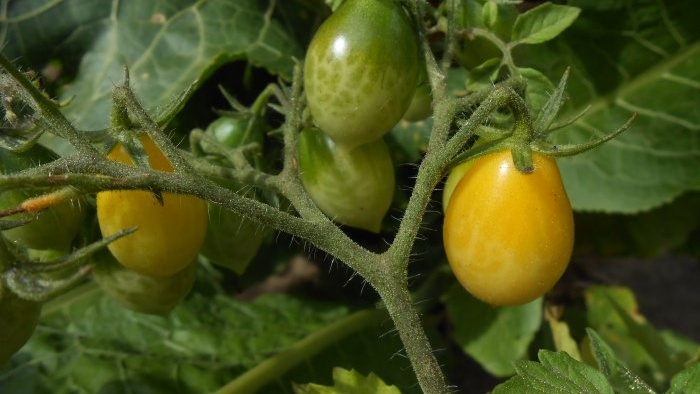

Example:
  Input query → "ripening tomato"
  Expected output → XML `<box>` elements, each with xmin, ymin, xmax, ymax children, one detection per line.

<box><xmin>443</xmin><ymin>150</ymin><xmax>574</xmax><ymax>306</ymax></box>
<box><xmin>304</xmin><ymin>0</ymin><xmax>420</xmax><ymax>149</ymax></box>
<box><xmin>96</xmin><ymin>134</ymin><xmax>208</xmax><ymax>277</ymax></box>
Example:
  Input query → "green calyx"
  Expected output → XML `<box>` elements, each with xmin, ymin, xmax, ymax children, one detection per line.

<box><xmin>450</xmin><ymin>70</ymin><xmax>635</xmax><ymax>175</ymax></box>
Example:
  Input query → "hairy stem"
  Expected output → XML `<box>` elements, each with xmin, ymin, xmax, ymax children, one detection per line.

<box><xmin>376</xmin><ymin>274</ymin><xmax>450</xmax><ymax>394</ymax></box>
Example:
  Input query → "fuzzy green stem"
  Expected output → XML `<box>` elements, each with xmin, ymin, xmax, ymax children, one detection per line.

<box><xmin>216</xmin><ymin>308</ymin><xmax>387</xmax><ymax>394</ymax></box>
<box><xmin>0</xmin><ymin>54</ymin><xmax>97</xmax><ymax>154</ymax></box>
<box><xmin>376</xmin><ymin>276</ymin><xmax>450</xmax><ymax>394</ymax></box>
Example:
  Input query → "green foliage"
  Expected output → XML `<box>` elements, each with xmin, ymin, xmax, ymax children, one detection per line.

<box><xmin>444</xmin><ymin>285</ymin><xmax>543</xmax><ymax>376</ymax></box>
<box><xmin>0</xmin><ymin>0</ymin><xmax>699</xmax><ymax>393</ymax></box>
<box><xmin>293</xmin><ymin>368</ymin><xmax>402</xmax><ymax>394</ymax></box>
<box><xmin>1</xmin><ymin>0</ymin><xmax>308</xmax><ymax>130</ymax></box>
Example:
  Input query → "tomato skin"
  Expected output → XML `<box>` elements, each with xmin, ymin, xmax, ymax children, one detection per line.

<box><xmin>96</xmin><ymin>135</ymin><xmax>208</xmax><ymax>277</ymax></box>
<box><xmin>199</xmin><ymin>116</ymin><xmax>265</xmax><ymax>274</ymax></box>
<box><xmin>0</xmin><ymin>144</ymin><xmax>86</xmax><ymax>251</ymax></box>
<box><xmin>298</xmin><ymin>128</ymin><xmax>395</xmax><ymax>233</ymax></box>
<box><xmin>304</xmin><ymin>0</ymin><xmax>419</xmax><ymax>149</ymax></box>
<box><xmin>93</xmin><ymin>251</ymin><xmax>196</xmax><ymax>316</ymax></box>
<box><xmin>403</xmin><ymin>84</ymin><xmax>432</xmax><ymax>122</ymax></box>
<box><xmin>0</xmin><ymin>291</ymin><xmax>42</xmax><ymax>366</ymax></box>
<box><xmin>441</xmin><ymin>160</ymin><xmax>473</xmax><ymax>212</ymax></box>
<box><xmin>443</xmin><ymin>150</ymin><xmax>574</xmax><ymax>306</ymax></box>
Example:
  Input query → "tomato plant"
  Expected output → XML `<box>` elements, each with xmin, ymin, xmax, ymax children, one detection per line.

<box><xmin>96</xmin><ymin>134</ymin><xmax>208</xmax><ymax>277</ymax></box>
<box><xmin>443</xmin><ymin>149</ymin><xmax>574</xmax><ymax>306</ymax></box>
<box><xmin>297</xmin><ymin>127</ymin><xmax>394</xmax><ymax>233</ymax></box>
<box><xmin>304</xmin><ymin>0</ymin><xmax>420</xmax><ymax>149</ymax></box>
<box><xmin>2</xmin><ymin>0</ymin><xmax>690</xmax><ymax>393</ymax></box>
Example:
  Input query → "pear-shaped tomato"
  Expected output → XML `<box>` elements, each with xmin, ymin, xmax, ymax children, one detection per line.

<box><xmin>304</xmin><ymin>0</ymin><xmax>420</xmax><ymax>149</ymax></box>
<box><xmin>96</xmin><ymin>134</ymin><xmax>208</xmax><ymax>277</ymax></box>
<box><xmin>198</xmin><ymin>116</ymin><xmax>267</xmax><ymax>274</ymax></box>
<box><xmin>298</xmin><ymin>128</ymin><xmax>394</xmax><ymax>233</ymax></box>
<box><xmin>0</xmin><ymin>144</ymin><xmax>86</xmax><ymax>251</ymax></box>
<box><xmin>0</xmin><ymin>291</ymin><xmax>42</xmax><ymax>366</ymax></box>
<box><xmin>443</xmin><ymin>150</ymin><xmax>574</xmax><ymax>306</ymax></box>
<box><xmin>92</xmin><ymin>251</ymin><xmax>196</xmax><ymax>316</ymax></box>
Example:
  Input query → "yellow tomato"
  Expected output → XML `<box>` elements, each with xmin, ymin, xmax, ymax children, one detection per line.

<box><xmin>443</xmin><ymin>150</ymin><xmax>574</xmax><ymax>306</ymax></box>
<box><xmin>96</xmin><ymin>135</ymin><xmax>207</xmax><ymax>277</ymax></box>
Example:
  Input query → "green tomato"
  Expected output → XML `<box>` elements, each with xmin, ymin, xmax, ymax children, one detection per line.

<box><xmin>298</xmin><ymin>128</ymin><xmax>395</xmax><ymax>233</ymax></box>
<box><xmin>204</xmin><ymin>115</ymin><xmax>264</xmax><ymax>151</ymax></box>
<box><xmin>0</xmin><ymin>144</ymin><xmax>86</xmax><ymax>251</ymax></box>
<box><xmin>402</xmin><ymin>84</ymin><xmax>433</xmax><ymax>122</ymax></box>
<box><xmin>442</xmin><ymin>160</ymin><xmax>473</xmax><ymax>212</ymax></box>
<box><xmin>0</xmin><ymin>291</ymin><xmax>42</xmax><ymax>366</ymax></box>
<box><xmin>92</xmin><ymin>250</ymin><xmax>196</xmax><ymax>316</ymax></box>
<box><xmin>199</xmin><ymin>115</ymin><xmax>267</xmax><ymax>274</ymax></box>
<box><xmin>201</xmin><ymin>204</ymin><xmax>264</xmax><ymax>275</ymax></box>
<box><xmin>304</xmin><ymin>0</ymin><xmax>420</xmax><ymax>149</ymax></box>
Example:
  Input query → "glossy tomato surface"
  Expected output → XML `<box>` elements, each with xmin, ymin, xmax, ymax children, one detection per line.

<box><xmin>96</xmin><ymin>135</ymin><xmax>207</xmax><ymax>277</ymax></box>
<box><xmin>443</xmin><ymin>150</ymin><xmax>574</xmax><ymax>306</ymax></box>
<box><xmin>298</xmin><ymin>128</ymin><xmax>395</xmax><ymax>233</ymax></box>
<box><xmin>304</xmin><ymin>0</ymin><xmax>419</xmax><ymax>149</ymax></box>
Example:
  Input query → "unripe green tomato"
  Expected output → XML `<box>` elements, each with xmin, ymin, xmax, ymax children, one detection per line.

<box><xmin>204</xmin><ymin>115</ymin><xmax>264</xmax><ymax>150</ymax></box>
<box><xmin>298</xmin><ymin>128</ymin><xmax>395</xmax><ymax>233</ymax></box>
<box><xmin>0</xmin><ymin>145</ymin><xmax>86</xmax><ymax>251</ymax></box>
<box><xmin>402</xmin><ymin>84</ymin><xmax>433</xmax><ymax>122</ymax></box>
<box><xmin>304</xmin><ymin>0</ymin><xmax>420</xmax><ymax>149</ymax></box>
<box><xmin>96</xmin><ymin>134</ymin><xmax>208</xmax><ymax>277</ymax></box>
<box><xmin>92</xmin><ymin>251</ymin><xmax>196</xmax><ymax>316</ymax></box>
<box><xmin>199</xmin><ymin>115</ymin><xmax>266</xmax><ymax>274</ymax></box>
<box><xmin>441</xmin><ymin>160</ymin><xmax>473</xmax><ymax>212</ymax></box>
<box><xmin>201</xmin><ymin>204</ymin><xmax>264</xmax><ymax>275</ymax></box>
<box><xmin>0</xmin><ymin>291</ymin><xmax>42</xmax><ymax>366</ymax></box>
<box><xmin>443</xmin><ymin>150</ymin><xmax>574</xmax><ymax>306</ymax></box>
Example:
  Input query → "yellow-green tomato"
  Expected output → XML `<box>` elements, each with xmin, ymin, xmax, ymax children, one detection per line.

<box><xmin>298</xmin><ymin>128</ymin><xmax>395</xmax><ymax>233</ymax></box>
<box><xmin>441</xmin><ymin>160</ymin><xmax>474</xmax><ymax>212</ymax></box>
<box><xmin>0</xmin><ymin>144</ymin><xmax>86</xmax><ymax>251</ymax></box>
<box><xmin>93</xmin><ymin>251</ymin><xmax>196</xmax><ymax>316</ymax></box>
<box><xmin>443</xmin><ymin>150</ymin><xmax>574</xmax><ymax>306</ymax></box>
<box><xmin>304</xmin><ymin>0</ymin><xmax>420</xmax><ymax>149</ymax></box>
<box><xmin>96</xmin><ymin>135</ymin><xmax>208</xmax><ymax>277</ymax></box>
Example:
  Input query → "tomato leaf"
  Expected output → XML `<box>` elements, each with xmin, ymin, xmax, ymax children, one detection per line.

<box><xmin>444</xmin><ymin>285</ymin><xmax>542</xmax><ymax>377</ymax></box>
<box><xmin>586</xmin><ymin>329</ymin><xmax>658</xmax><ymax>394</ymax></box>
<box><xmin>292</xmin><ymin>368</ymin><xmax>402</xmax><ymax>394</ymax></box>
<box><xmin>584</xmin><ymin>286</ymin><xmax>697</xmax><ymax>390</ymax></box>
<box><xmin>492</xmin><ymin>349</ymin><xmax>614</xmax><ymax>394</ymax></box>
<box><xmin>525</xmin><ymin>0</ymin><xmax>700</xmax><ymax>213</ymax></box>
<box><xmin>1</xmin><ymin>0</ymin><xmax>305</xmax><ymax>131</ymax></box>
<box><xmin>666</xmin><ymin>362</ymin><xmax>700</xmax><ymax>394</ymax></box>
<box><xmin>511</xmin><ymin>3</ymin><xmax>581</xmax><ymax>45</ymax></box>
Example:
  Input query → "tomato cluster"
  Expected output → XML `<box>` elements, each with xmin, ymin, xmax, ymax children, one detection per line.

<box><xmin>301</xmin><ymin>0</ymin><xmax>424</xmax><ymax>232</ymax></box>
